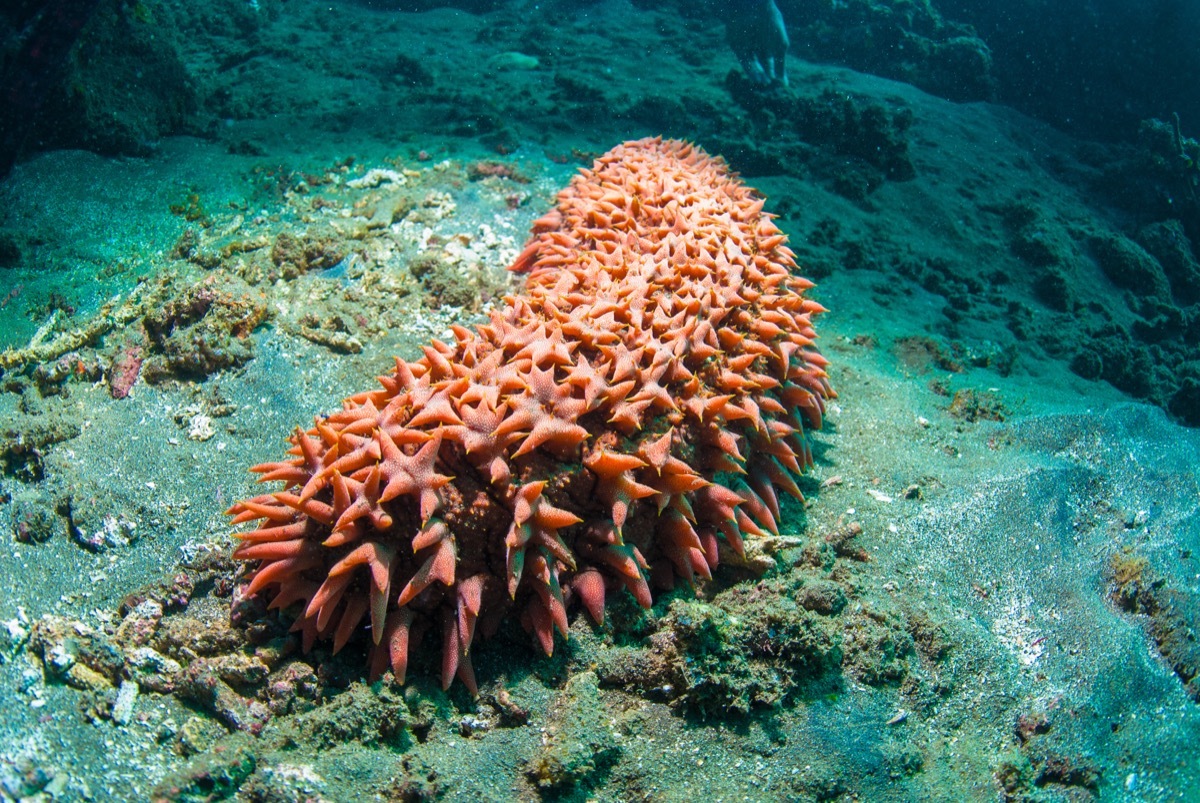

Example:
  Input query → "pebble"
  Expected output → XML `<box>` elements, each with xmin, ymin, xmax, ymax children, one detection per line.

<box><xmin>112</xmin><ymin>680</ymin><xmax>139</xmax><ymax>725</ymax></box>
<box><xmin>66</xmin><ymin>663</ymin><xmax>112</xmax><ymax>693</ymax></box>
<box><xmin>0</xmin><ymin>614</ymin><xmax>30</xmax><ymax>660</ymax></box>
<box><xmin>44</xmin><ymin>772</ymin><xmax>68</xmax><ymax>797</ymax></box>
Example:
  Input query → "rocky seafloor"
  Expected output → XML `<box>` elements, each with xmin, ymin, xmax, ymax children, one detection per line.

<box><xmin>0</xmin><ymin>0</ymin><xmax>1198</xmax><ymax>800</ymax></box>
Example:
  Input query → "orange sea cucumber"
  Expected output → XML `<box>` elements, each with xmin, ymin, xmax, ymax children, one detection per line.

<box><xmin>228</xmin><ymin>137</ymin><xmax>833</xmax><ymax>692</ymax></box>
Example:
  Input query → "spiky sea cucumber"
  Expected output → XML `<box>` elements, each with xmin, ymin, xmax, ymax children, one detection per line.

<box><xmin>228</xmin><ymin>138</ymin><xmax>833</xmax><ymax>692</ymax></box>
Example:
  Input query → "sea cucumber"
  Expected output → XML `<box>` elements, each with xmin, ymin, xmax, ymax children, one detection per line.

<box><xmin>228</xmin><ymin>138</ymin><xmax>833</xmax><ymax>692</ymax></box>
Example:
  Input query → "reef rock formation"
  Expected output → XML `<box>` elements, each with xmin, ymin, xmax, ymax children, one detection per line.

<box><xmin>228</xmin><ymin>138</ymin><xmax>833</xmax><ymax>693</ymax></box>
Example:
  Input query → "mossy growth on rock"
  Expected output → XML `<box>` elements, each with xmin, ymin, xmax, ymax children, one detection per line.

<box><xmin>283</xmin><ymin>681</ymin><xmax>415</xmax><ymax>749</ymax></box>
<box><xmin>593</xmin><ymin>565</ymin><xmax>920</xmax><ymax>716</ymax></box>
<box><xmin>140</xmin><ymin>272</ymin><xmax>268</xmax><ymax>383</ymax></box>
<box><xmin>1107</xmin><ymin>548</ymin><xmax>1200</xmax><ymax>701</ymax></box>
<box><xmin>664</xmin><ymin>592</ymin><xmax>840</xmax><ymax>714</ymax></box>
<box><xmin>152</xmin><ymin>735</ymin><xmax>258</xmax><ymax>803</ymax></box>
<box><xmin>524</xmin><ymin>671</ymin><xmax>621</xmax><ymax>795</ymax></box>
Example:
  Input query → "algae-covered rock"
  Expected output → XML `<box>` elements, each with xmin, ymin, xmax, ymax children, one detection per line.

<box><xmin>286</xmin><ymin>682</ymin><xmax>413</xmax><ymax>749</ymax></box>
<box><xmin>525</xmin><ymin>671</ymin><xmax>621</xmax><ymax>795</ymax></box>
<box><xmin>1107</xmin><ymin>549</ymin><xmax>1200</xmax><ymax>702</ymax></box>
<box><xmin>152</xmin><ymin>734</ymin><xmax>258</xmax><ymax>802</ymax></box>
<box><xmin>1089</xmin><ymin>233</ymin><xmax>1172</xmax><ymax>303</ymax></box>
<box><xmin>596</xmin><ymin>579</ymin><xmax>843</xmax><ymax>715</ymax></box>
<box><xmin>665</xmin><ymin>591</ymin><xmax>840</xmax><ymax>714</ymax></box>
<box><xmin>28</xmin><ymin>615</ymin><xmax>124</xmax><ymax>686</ymax></box>
<box><xmin>140</xmin><ymin>272</ymin><xmax>267</xmax><ymax>383</ymax></box>
<box><xmin>840</xmin><ymin>608</ymin><xmax>915</xmax><ymax>686</ymax></box>
<box><xmin>1138</xmin><ymin>219</ymin><xmax>1200</xmax><ymax>305</ymax></box>
<box><xmin>270</xmin><ymin>231</ymin><xmax>347</xmax><ymax>279</ymax></box>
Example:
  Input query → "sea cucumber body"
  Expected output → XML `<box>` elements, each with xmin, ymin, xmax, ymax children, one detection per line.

<box><xmin>229</xmin><ymin>138</ymin><xmax>833</xmax><ymax>692</ymax></box>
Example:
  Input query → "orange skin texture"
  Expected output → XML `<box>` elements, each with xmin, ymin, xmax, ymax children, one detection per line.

<box><xmin>228</xmin><ymin>138</ymin><xmax>834</xmax><ymax>694</ymax></box>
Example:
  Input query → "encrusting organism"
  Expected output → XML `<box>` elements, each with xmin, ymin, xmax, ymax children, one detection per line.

<box><xmin>228</xmin><ymin>137</ymin><xmax>833</xmax><ymax>693</ymax></box>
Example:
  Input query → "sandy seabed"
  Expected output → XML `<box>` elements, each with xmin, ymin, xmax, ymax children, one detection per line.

<box><xmin>0</xmin><ymin>1</ymin><xmax>1197</xmax><ymax>800</ymax></box>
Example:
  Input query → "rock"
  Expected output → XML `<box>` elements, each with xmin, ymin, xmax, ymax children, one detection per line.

<box><xmin>0</xmin><ymin>612</ymin><xmax>31</xmax><ymax>662</ymax></box>
<box><xmin>111</xmin><ymin>679</ymin><xmax>139</xmax><ymax>725</ymax></box>
<box><xmin>487</xmin><ymin>51</ymin><xmax>539</xmax><ymax>71</ymax></box>
<box><xmin>126</xmin><ymin>646</ymin><xmax>182</xmax><ymax>694</ymax></box>
<box><xmin>177</xmin><ymin>660</ymin><xmax>270</xmax><ymax>734</ymax></box>
<box><xmin>115</xmin><ymin>599</ymin><xmax>165</xmax><ymax>649</ymax></box>
<box><xmin>525</xmin><ymin>672</ymin><xmax>620</xmax><ymax>793</ymax></box>
<box><xmin>177</xmin><ymin>716</ymin><xmax>229</xmax><ymax>757</ymax></box>
<box><xmin>10</xmin><ymin>492</ymin><xmax>64</xmax><ymax>545</ymax></box>
<box><xmin>66</xmin><ymin>662</ymin><xmax>114</xmax><ymax>693</ymax></box>
<box><xmin>1138</xmin><ymin>219</ymin><xmax>1200</xmax><ymax>305</ymax></box>
<box><xmin>1090</xmin><ymin>233</ymin><xmax>1172</xmax><ymax>302</ymax></box>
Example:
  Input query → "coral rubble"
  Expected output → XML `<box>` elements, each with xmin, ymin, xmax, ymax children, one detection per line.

<box><xmin>228</xmin><ymin>138</ymin><xmax>833</xmax><ymax>692</ymax></box>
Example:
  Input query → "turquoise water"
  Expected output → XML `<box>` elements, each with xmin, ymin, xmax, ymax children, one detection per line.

<box><xmin>0</xmin><ymin>1</ymin><xmax>1197</xmax><ymax>800</ymax></box>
